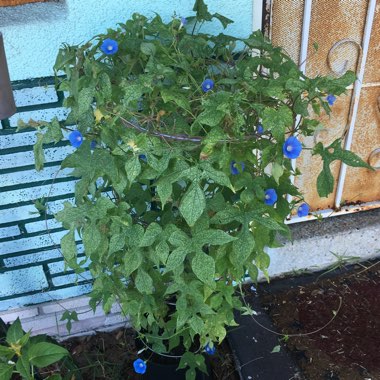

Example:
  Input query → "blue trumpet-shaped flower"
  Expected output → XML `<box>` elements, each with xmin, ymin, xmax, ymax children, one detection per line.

<box><xmin>326</xmin><ymin>94</ymin><xmax>336</xmax><ymax>106</ymax></box>
<box><xmin>133</xmin><ymin>358</ymin><xmax>147</xmax><ymax>374</ymax></box>
<box><xmin>283</xmin><ymin>136</ymin><xmax>302</xmax><ymax>159</ymax></box>
<box><xmin>230</xmin><ymin>161</ymin><xmax>245</xmax><ymax>175</ymax></box>
<box><xmin>69</xmin><ymin>131</ymin><xmax>83</xmax><ymax>148</ymax></box>
<box><xmin>205</xmin><ymin>343</ymin><xmax>216</xmax><ymax>355</ymax></box>
<box><xmin>297</xmin><ymin>203</ymin><xmax>310</xmax><ymax>217</ymax></box>
<box><xmin>256</xmin><ymin>123</ymin><xmax>264</xmax><ymax>134</ymax></box>
<box><xmin>201</xmin><ymin>79</ymin><xmax>214</xmax><ymax>92</ymax></box>
<box><xmin>264</xmin><ymin>188</ymin><xmax>277</xmax><ymax>206</ymax></box>
<box><xmin>100</xmin><ymin>39</ymin><xmax>118</xmax><ymax>55</ymax></box>
<box><xmin>138</xmin><ymin>154</ymin><xmax>147</xmax><ymax>162</ymax></box>
<box><xmin>180</xmin><ymin>17</ymin><xmax>187</xmax><ymax>26</ymax></box>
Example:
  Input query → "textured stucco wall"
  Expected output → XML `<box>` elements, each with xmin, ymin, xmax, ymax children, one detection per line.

<box><xmin>1</xmin><ymin>0</ymin><xmax>254</xmax><ymax>81</ymax></box>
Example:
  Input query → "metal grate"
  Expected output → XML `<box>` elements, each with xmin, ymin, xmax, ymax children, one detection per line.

<box><xmin>0</xmin><ymin>77</ymin><xmax>91</xmax><ymax>311</ymax></box>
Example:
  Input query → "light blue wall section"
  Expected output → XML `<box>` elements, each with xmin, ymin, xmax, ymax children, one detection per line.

<box><xmin>1</xmin><ymin>0</ymin><xmax>254</xmax><ymax>81</ymax></box>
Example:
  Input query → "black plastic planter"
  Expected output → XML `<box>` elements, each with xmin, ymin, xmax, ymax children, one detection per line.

<box><xmin>227</xmin><ymin>292</ymin><xmax>302</xmax><ymax>380</ymax></box>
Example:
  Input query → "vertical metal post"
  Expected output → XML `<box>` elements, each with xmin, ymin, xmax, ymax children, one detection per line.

<box><xmin>0</xmin><ymin>32</ymin><xmax>16</xmax><ymax>120</ymax></box>
<box><xmin>287</xmin><ymin>0</ymin><xmax>313</xmax><ymax>204</ymax></box>
<box><xmin>334</xmin><ymin>0</ymin><xmax>377</xmax><ymax>209</ymax></box>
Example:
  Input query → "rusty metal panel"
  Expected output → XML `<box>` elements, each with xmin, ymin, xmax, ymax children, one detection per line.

<box><xmin>305</xmin><ymin>0</ymin><xmax>367</xmax><ymax>78</ymax></box>
<box><xmin>364</xmin><ymin>2</ymin><xmax>380</xmax><ymax>84</ymax></box>
<box><xmin>342</xmin><ymin>87</ymin><xmax>380</xmax><ymax>204</ymax></box>
<box><xmin>270</xmin><ymin>0</ymin><xmax>303</xmax><ymax>64</ymax></box>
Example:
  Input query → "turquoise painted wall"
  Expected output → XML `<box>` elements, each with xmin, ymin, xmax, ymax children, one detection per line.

<box><xmin>1</xmin><ymin>0</ymin><xmax>254</xmax><ymax>81</ymax></box>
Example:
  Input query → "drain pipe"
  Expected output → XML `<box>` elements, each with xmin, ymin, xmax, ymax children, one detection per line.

<box><xmin>0</xmin><ymin>32</ymin><xmax>16</xmax><ymax>120</ymax></box>
<box><xmin>286</xmin><ymin>0</ymin><xmax>313</xmax><ymax>204</ymax></box>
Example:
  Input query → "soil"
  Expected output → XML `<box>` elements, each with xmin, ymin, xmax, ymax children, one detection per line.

<box><xmin>40</xmin><ymin>327</ymin><xmax>239</xmax><ymax>380</ymax></box>
<box><xmin>258</xmin><ymin>260</ymin><xmax>380</xmax><ymax>380</ymax></box>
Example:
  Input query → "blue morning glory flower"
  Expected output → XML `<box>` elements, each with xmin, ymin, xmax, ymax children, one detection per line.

<box><xmin>138</xmin><ymin>154</ymin><xmax>147</xmax><ymax>162</ymax></box>
<box><xmin>100</xmin><ymin>39</ymin><xmax>118</xmax><ymax>55</ymax></box>
<box><xmin>68</xmin><ymin>131</ymin><xmax>83</xmax><ymax>148</ymax></box>
<box><xmin>256</xmin><ymin>123</ymin><xmax>264</xmax><ymax>134</ymax></box>
<box><xmin>283</xmin><ymin>136</ymin><xmax>302</xmax><ymax>159</ymax></box>
<box><xmin>297</xmin><ymin>203</ymin><xmax>310</xmax><ymax>217</ymax></box>
<box><xmin>90</xmin><ymin>141</ymin><xmax>97</xmax><ymax>150</ymax></box>
<box><xmin>230</xmin><ymin>161</ymin><xmax>245</xmax><ymax>175</ymax></box>
<box><xmin>201</xmin><ymin>79</ymin><xmax>214</xmax><ymax>92</ymax></box>
<box><xmin>264</xmin><ymin>188</ymin><xmax>277</xmax><ymax>206</ymax></box>
<box><xmin>205</xmin><ymin>343</ymin><xmax>216</xmax><ymax>355</ymax></box>
<box><xmin>326</xmin><ymin>94</ymin><xmax>336</xmax><ymax>106</ymax></box>
<box><xmin>133</xmin><ymin>358</ymin><xmax>147</xmax><ymax>374</ymax></box>
<box><xmin>180</xmin><ymin>17</ymin><xmax>187</xmax><ymax>26</ymax></box>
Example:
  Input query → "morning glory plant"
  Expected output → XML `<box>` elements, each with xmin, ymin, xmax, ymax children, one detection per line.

<box><xmin>297</xmin><ymin>203</ymin><xmax>310</xmax><ymax>217</ymax></box>
<box><xmin>133</xmin><ymin>358</ymin><xmax>147</xmax><ymax>374</ymax></box>
<box><xmin>283</xmin><ymin>136</ymin><xmax>303</xmax><ymax>159</ymax></box>
<box><xmin>100</xmin><ymin>38</ymin><xmax>118</xmax><ymax>55</ymax></box>
<box><xmin>326</xmin><ymin>94</ymin><xmax>337</xmax><ymax>106</ymax></box>
<box><xmin>264</xmin><ymin>189</ymin><xmax>278</xmax><ymax>206</ymax></box>
<box><xmin>68</xmin><ymin>130</ymin><xmax>83</xmax><ymax>148</ymax></box>
<box><xmin>27</xmin><ymin>0</ymin><xmax>373</xmax><ymax>378</ymax></box>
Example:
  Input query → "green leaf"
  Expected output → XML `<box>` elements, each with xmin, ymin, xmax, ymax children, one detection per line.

<box><xmin>271</xmin><ymin>162</ymin><xmax>284</xmax><ymax>184</ymax></box>
<box><xmin>192</xmin><ymin>252</ymin><xmax>215</xmax><ymax>286</ymax></box>
<box><xmin>189</xmin><ymin>316</ymin><xmax>204</xmax><ymax>334</ymax></box>
<box><xmin>0</xmin><ymin>364</ymin><xmax>13</xmax><ymax>380</ymax></box>
<box><xmin>122</xmin><ymin>83</ymin><xmax>143</xmax><ymax>106</ymax></box>
<box><xmin>28</xmin><ymin>342</ymin><xmax>68</xmax><ymax>368</ymax></box>
<box><xmin>165</xmin><ymin>247</ymin><xmax>188</xmax><ymax>272</ymax></box>
<box><xmin>0</xmin><ymin>346</ymin><xmax>15</xmax><ymax>359</ymax></box>
<box><xmin>193</xmin><ymin>0</ymin><xmax>213</xmax><ymax>21</ymax></box>
<box><xmin>194</xmin><ymin>229</ymin><xmax>236</xmax><ymax>247</ymax></box>
<box><xmin>196</xmin><ymin>108</ymin><xmax>224</xmax><ymax>127</ymax></box>
<box><xmin>262</xmin><ymin>106</ymin><xmax>293</xmax><ymax>140</ymax></box>
<box><xmin>271</xmin><ymin>345</ymin><xmax>281</xmax><ymax>353</ymax></box>
<box><xmin>250</xmin><ymin>213</ymin><xmax>287</xmax><ymax>232</ymax></box>
<box><xmin>200</xmin><ymin>162</ymin><xmax>234</xmax><ymax>190</ymax></box>
<box><xmin>109</xmin><ymin>233</ymin><xmax>126</xmax><ymax>255</ymax></box>
<box><xmin>156</xmin><ymin>180</ymin><xmax>172</xmax><ymax>206</ymax></box>
<box><xmin>255</xmin><ymin>251</ymin><xmax>271</xmax><ymax>271</ymax></box>
<box><xmin>33</xmin><ymin>133</ymin><xmax>45</xmax><ymax>171</ymax></box>
<box><xmin>139</xmin><ymin>223</ymin><xmax>162</xmax><ymax>247</ymax></box>
<box><xmin>161</xmin><ymin>89</ymin><xmax>190</xmax><ymax>111</ymax></box>
<box><xmin>140</xmin><ymin>42</ymin><xmax>156</xmax><ymax>56</ymax></box>
<box><xmin>135</xmin><ymin>269</ymin><xmax>153</xmax><ymax>294</ymax></box>
<box><xmin>179</xmin><ymin>183</ymin><xmax>206</xmax><ymax>227</ymax></box>
<box><xmin>16</xmin><ymin>354</ymin><xmax>32</xmax><ymax>380</ymax></box>
<box><xmin>82</xmin><ymin>225</ymin><xmax>102</xmax><ymax>257</ymax></box>
<box><xmin>339</xmin><ymin>149</ymin><xmax>373</xmax><ymax>169</ymax></box>
<box><xmin>169</xmin><ymin>230</ymin><xmax>189</xmax><ymax>247</ymax></box>
<box><xmin>44</xmin><ymin>118</ymin><xmax>63</xmax><ymax>143</ymax></box>
<box><xmin>60</xmin><ymin>230</ymin><xmax>79</xmax><ymax>269</ymax></box>
<box><xmin>155</xmin><ymin>241</ymin><xmax>170</xmax><ymax>264</ymax></box>
<box><xmin>125</xmin><ymin>156</ymin><xmax>141</xmax><ymax>183</ymax></box>
<box><xmin>60</xmin><ymin>310</ymin><xmax>78</xmax><ymax>333</ymax></box>
<box><xmin>213</xmin><ymin>13</ymin><xmax>233</xmax><ymax>29</ymax></box>
<box><xmin>231</xmin><ymin>228</ymin><xmax>254</xmax><ymax>267</ymax></box>
<box><xmin>6</xmin><ymin>318</ymin><xmax>24</xmax><ymax>344</ymax></box>
<box><xmin>124</xmin><ymin>250</ymin><xmax>142</xmax><ymax>277</ymax></box>
<box><xmin>210</xmin><ymin>207</ymin><xmax>241</xmax><ymax>224</ymax></box>
<box><xmin>317</xmin><ymin>161</ymin><xmax>334</xmax><ymax>198</ymax></box>
<box><xmin>78</xmin><ymin>87</ymin><xmax>95</xmax><ymax>117</ymax></box>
